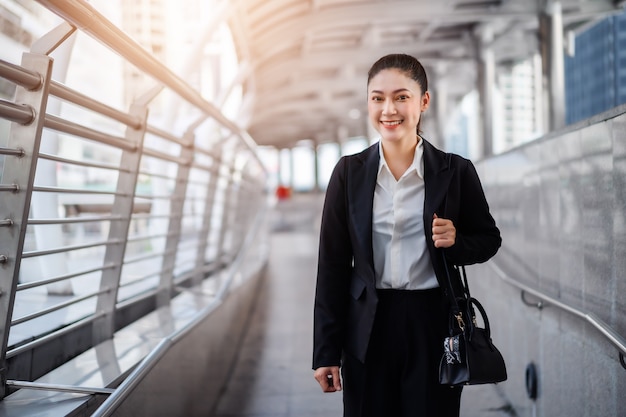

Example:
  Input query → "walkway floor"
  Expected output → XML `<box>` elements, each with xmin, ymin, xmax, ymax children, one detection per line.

<box><xmin>213</xmin><ymin>193</ymin><xmax>513</xmax><ymax>417</ymax></box>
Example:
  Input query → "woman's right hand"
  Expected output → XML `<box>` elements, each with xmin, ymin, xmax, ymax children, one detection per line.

<box><xmin>313</xmin><ymin>366</ymin><xmax>342</xmax><ymax>392</ymax></box>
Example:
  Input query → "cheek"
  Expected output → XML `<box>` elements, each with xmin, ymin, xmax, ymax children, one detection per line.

<box><xmin>367</xmin><ymin>104</ymin><xmax>378</xmax><ymax>119</ymax></box>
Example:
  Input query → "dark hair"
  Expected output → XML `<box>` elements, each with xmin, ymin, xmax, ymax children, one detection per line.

<box><xmin>367</xmin><ymin>53</ymin><xmax>428</xmax><ymax>91</ymax></box>
<box><xmin>367</xmin><ymin>54</ymin><xmax>429</xmax><ymax>134</ymax></box>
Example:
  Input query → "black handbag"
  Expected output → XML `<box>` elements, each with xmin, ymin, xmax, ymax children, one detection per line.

<box><xmin>438</xmin><ymin>257</ymin><xmax>507</xmax><ymax>386</ymax></box>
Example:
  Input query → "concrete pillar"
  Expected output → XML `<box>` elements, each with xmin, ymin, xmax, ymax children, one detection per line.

<box><xmin>476</xmin><ymin>25</ymin><xmax>495</xmax><ymax>158</ymax></box>
<box><xmin>540</xmin><ymin>1</ymin><xmax>566</xmax><ymax>131</ymax></box>
<box><xmin>532</xmin><ymin>53</ymin><xmax>545</xmax><ymax>136</ymax></box>
<box><xmin>277</xmin><ymin>148</ymin><xmax>283</xmax><ymax>185</ymax></box>
<box><xmin>285</xmin><ymin>147</ymin><xmax>294</xmax><ymax>188</ymax></box>
<box><xmin>336</xmin><ymin>124</ymin><xmax>350</xmax><ymax>156</ymax></box>
<box><xmin>313</xmin><ymin>141</ymin><xmax>321</xmax><ymax>192</ymax></box>
<box><xmin>433</xmin><ymin>64</ymin><xmax>448</xmax><ymax>150</ymax></box>
<box><xmin>278</xmin><ymin>147</ymin><xmax>292</xmax><ymax>187</ymax></box>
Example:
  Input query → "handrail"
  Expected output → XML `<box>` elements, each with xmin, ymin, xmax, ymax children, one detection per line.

<box><xmin>6</xmin><ymin>313</ymin><xmax>104</xmax><ymax>358</ymax></box>
<box><xmin>0</xmin><ymin>59</ymin><xmax>41</xmax><ymax>90</ymax></box>
<box><xmin>11</xmin><ymin>288</ymin><xmax>108</xmax><ymax>326</ymax></box>
<box><xmin>44</xmin><ymin>114</ymin><xmax>137</xmax><ymax>151</ymax></box>
<box><xmin>0</xmin><ymin>1</ymin><xmax>270</xmax><ymax>410</ymax></box>
<box><xmin>0</xmin><ymin>100</ymin><xmax>35</xmax><ymax>125</ymax></box>
<box><xmin>16</xmin><ymin>264</ymin><xmax>116</xmax><ymax>291</ymax></box>
<box><xmin>49</xmin><ymin>80</ymin><xmax>143</xmax><ymax>129</ymax></box>
<box><xmin>6</xmin><ymin>380</ymin><xmax>114</xmax><ymax>395</ymax></box>
<box><xmin>0</xmin><ymin>147</ymin><xmax>25</xmax><ymax>157</ymax></box>
<box><xmin>488</xmin><ymin>261</ymin><xmax>626</xmax><ymax>370</ymax></box>
<box><xmin>36</xmin><ymin>0</ymin><xmax>264</xmax><ymax>171</ymax></box>
<box><xmin>0</xmin><ymin>58</ymin><xmax>187</xmax><ymax>150</ymax></box>
<box><xmin>91</xmin><ymin>204</ymin><xmax>269</xmax><ymax>417</ymax></box>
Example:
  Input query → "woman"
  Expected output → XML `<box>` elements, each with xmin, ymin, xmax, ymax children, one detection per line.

<box><xmin>312</xmin><ymin>53</ymin><xmax>501</xmax><ymax>416</ymax></box>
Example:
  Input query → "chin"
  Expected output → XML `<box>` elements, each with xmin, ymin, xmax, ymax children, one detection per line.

<box><xmin>380</xmin><ymin>132</ymin><xmax>406</xmax><ymax>142</ymax></box>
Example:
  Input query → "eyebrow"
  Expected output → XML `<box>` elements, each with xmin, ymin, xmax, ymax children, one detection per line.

<box><xmin>369</xmin><ymin>88</ymin><xmax>412</xmax><ymax>94</ymax></box>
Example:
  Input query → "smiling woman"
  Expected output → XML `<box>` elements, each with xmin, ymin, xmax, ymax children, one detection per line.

<box><xmin>312</xmin><ymin>53</ymin><xmax>502</xmax><ymax>417</ymax></box>
<box><xmin>366</xmin><ymin>58</ymin><xmax>430</xmax><ymax>180</ymax></box>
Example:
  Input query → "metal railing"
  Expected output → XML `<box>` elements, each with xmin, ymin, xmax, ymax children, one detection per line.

<box><xmin>489</xmin><ymin>261</ymin><xmax>626</xmax><ymax>371</ymax></box>
<box><xmin>0</xmin><ymin>0</ymin><xmax>268</xmax><ymax>405</ymax></box>
<box><xmin>91</xmin><ymin>198</ymin><xmax>269</xmax><ymax>417</ymax></box>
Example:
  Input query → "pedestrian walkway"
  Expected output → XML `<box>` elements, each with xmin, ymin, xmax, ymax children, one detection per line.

<box><xmin>212</xmin><ymin>193</ymin><xmax>513</xmax><ymax>417</ymax></box>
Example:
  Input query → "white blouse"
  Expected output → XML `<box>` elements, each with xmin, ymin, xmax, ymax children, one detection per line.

<box><xmin>372</xmin><ymin>139</ymin><xmax>439</xmax><ymax>290</ymax></box>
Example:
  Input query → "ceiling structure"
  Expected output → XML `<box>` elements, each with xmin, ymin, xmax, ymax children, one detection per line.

<box><xmin>227</xmin><ymin>0</ymin><xmax>624</xmax><ymax>149</ymax></box>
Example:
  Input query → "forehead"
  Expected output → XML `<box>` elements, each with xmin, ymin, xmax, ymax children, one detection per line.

<box><xmin>368</xmin><ymin>68</ymin><xmax>422</xmax><ymax>93</ymax></box>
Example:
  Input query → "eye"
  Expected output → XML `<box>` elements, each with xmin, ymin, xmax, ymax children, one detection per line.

<box><xmin>370</xmin><ymin>96</ymin><xmax>383</xmax><ymax>102</ymax></box>
<box><xmin>396</xmin><ymin>95</ymin><xmax>409</xmax><ymax>101</ymax></box>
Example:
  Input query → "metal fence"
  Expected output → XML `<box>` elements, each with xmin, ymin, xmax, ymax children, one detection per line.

<box><xmin>0</xmin><ymin>0</ymin><xmax>268</xmax><ymax>403</ymax></box>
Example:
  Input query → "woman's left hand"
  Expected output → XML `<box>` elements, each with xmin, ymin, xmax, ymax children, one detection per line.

<box><xmin>432</xmin><ymin>213</ymin><xmax>456</xmax><ymax>248</ymax></box>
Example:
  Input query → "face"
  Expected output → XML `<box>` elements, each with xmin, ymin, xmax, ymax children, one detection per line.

<box><xmin>367</xmin><ymin>68</ymin><xmax>430</xmax><ymax>145</ymax></box>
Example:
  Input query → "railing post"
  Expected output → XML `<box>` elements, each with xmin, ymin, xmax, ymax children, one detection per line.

<box><xmin>192</xmin><ymin>147</ymin><xmax>222</xmax><ymax>287</ymax></box>
<box><xmin>156</xmin><ymin>134</ymin><xmax>194</xmax><ymax>306</ymax></box>
<box><xmin>30</xmin><ymin>22</ymin><xmax>77</xmax><ymax>296</ymax></box>
<box><xmin>92</xmin><ymin>103</ymin><xmax>148</xmax><ymax>345</ymax></box>
<box><xmin>216</xmin><ymin>144</ymin><xmax>238</xmax><ymax>267</ymax></box>
<box><xmin>232</xmin><ymin>165</ymin><xmax>255</xmax><ymax>254</ymax></box>
<box><xmin>0</xmin><ymin>53</ymin><xmax>53</xmax><ymax>399</ymax></box>
<box><xmin>230</xmin><ymin>176</ymin><xmax>247</xmax><ymax>255</ymax></box>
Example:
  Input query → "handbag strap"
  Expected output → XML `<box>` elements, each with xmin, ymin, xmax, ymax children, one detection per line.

<box><xmin>459</xmin><ymin>265</ymin><xmax>471</xmax><ymax>299</ymax></box>
<box><xmin>440</xmin><ymin>251</ymin><xmax>464</xmax><ymax>332</ymax></box>
<box><xmin>467</xmin><ymin>297</ymin><xmax>493</xmax><ymax>339</ymax></box>
<box><xmin>440</xmin><ymin>251</ymin><xmax>477</xmax><ymax>334</ymax></box>
<box><xmin>440</xmin><ymin>251</ymin><xmax>471</xmax><ymax>307</ymax></box>
<box><xmin>440</xmin><ymin>251</ymin><xmax>458</xmax><ymax>309</ymax></box>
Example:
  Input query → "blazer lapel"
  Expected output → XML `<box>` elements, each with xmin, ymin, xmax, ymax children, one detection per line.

<box><xmin>347</xmin><ymin>143</ymin><xmax>379</xmax><ymax>276</ymax></box>
<box><xmin>423</xmin><ymin>139</ymin><xmax>454</xmax><ymax>219</ymax></box>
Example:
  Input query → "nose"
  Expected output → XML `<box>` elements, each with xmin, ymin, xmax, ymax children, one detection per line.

<box><xmin>382</xmin><ymin>98</ymin><xmax>396</xmax><ymax>115</ymax></box>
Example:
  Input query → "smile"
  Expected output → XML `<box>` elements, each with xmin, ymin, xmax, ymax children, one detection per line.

<box><xmin>381</xmin><ymin>120</ymin><xmax>402</xmax><ymax>126</ymax></box>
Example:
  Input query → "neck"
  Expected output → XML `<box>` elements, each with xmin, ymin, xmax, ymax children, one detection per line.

<box><xmin>382</xmin><ymin>135</ymin><xmax>419</xmax><ymax>159</ymax></box>
<box><xmin>381</xmin><ymin>136</ymin><xmax>420</xmax><ymax>180</ymax></box>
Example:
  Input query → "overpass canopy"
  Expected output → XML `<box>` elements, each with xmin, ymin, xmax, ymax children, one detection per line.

<box><xmin>228</xmin><ymin>0</ymin><xmax>623</xmax><ymax>148</ymax></box>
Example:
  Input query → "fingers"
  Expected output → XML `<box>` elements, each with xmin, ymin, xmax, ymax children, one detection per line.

<box><xmin>432</xmin><ymin>213</ymin><xmax>456</xmax><ymax>248</ymax></box>
<box><xmin>314</xmin><ymin>366</ymin><xmax>342</xmax><ymax>393</ymax></box>
<box><xmin>331</xmin><ymin>367</ymin><xmax>342</xmax><ymax>391</ymax></box>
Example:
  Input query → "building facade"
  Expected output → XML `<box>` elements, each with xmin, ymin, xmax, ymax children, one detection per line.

<box><xmin>565</xmin><ymin>9</ymin><xmax>626</xmax><ymax>124</ymax></box>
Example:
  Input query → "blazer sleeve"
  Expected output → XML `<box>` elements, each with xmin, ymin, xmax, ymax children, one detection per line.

<box><xmin>444</xmin><ymin>157</ymin><xmax>501</xmax><ymax>265</ymax></box>
<box><xmin>313</xmin><ymin>156</ymin><xmax>353</xmax><ymax>369</ymax></box>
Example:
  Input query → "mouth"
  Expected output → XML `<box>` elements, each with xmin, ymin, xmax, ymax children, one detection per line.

<box><xmin>380</xmin><ymin>120</ymin><xmax>402</xmax><ymax>127</ymax></box>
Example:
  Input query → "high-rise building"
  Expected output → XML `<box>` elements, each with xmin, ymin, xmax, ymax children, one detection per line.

<box><xmin>494</xmin><ymin>55</ymin><xmax>543</xmax><ymax>153</ymax></box>
<box><xmin>120</xmin><ymin>0</ymin><xmax>167</xmax><ymax>107</ymax></box>
<box><xmin>446</xmin><ymin>55</ymin><xmax>543</xmax><ymax>158</ymax></box>
<box><xmin>565</xmin><ymin>9</ymin><xmax>626</xmax><ymax>124</ymax></box>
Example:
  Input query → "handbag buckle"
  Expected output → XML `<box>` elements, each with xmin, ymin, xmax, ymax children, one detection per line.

<box><xmin>455</xmin><ymin>312</ymin><xmax>465</xmax><ymax>332</ymax></box>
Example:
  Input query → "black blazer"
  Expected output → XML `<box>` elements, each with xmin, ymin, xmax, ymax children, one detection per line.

<box><xmin>313</xmin><ymin>139</ymin><xmax>501</xmax><ymax>369</ymax></box>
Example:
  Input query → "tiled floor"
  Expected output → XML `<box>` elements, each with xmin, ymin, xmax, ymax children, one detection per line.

<box><xmin>213</xmin><ymin>194</ymin><xmax>513</xmax><ymax>417</ymax></box>
<box><xmin>213</xmin><ymin>194</ymin><xmax>340</xmax><ymax>417</ymax></box>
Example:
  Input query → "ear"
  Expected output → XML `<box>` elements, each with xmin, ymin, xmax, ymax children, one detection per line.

<box><xmin>421</xmin><ymin>91</ymin><xmax>431</xmax><ymax>112</ymax></box>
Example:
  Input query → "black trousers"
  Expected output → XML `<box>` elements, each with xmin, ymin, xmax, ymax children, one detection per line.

<box><xmin>341</xmin><ymin>288</ymin><xmax>462</xmax><ymax>417</ymax></box>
